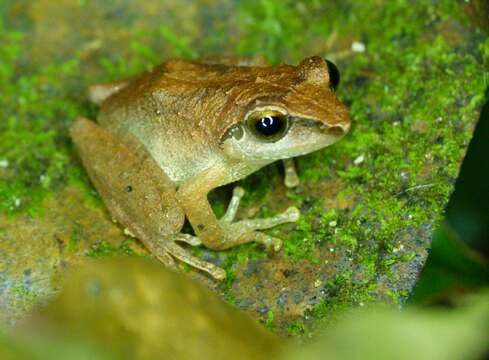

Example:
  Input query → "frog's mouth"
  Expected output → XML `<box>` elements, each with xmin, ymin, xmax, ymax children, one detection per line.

<box><xmin>273</xmin><ymin>117</ymin><xmax>348</xmax><ymax>158</ymax></box>
<box><xmin>220</xmin><ymin>116</ymin><xmax>349</xmax><ymax>162</ymax></box>
<box><xmin>290</xmin><ymin>117</ymin><xmax>349</xmax><ymax>138</ymax></box>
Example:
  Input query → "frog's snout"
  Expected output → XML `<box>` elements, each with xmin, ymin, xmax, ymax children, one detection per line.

<box><xmin>319</xmin><ymin>123</ymin><xmax>349</xmax><ymax>138</ymax></box>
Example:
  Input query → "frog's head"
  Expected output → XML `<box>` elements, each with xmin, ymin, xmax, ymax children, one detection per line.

<box><xmin>219</xmin><ymin>56</ymin><xmax>350</xmax><ymax>164</ymax></box>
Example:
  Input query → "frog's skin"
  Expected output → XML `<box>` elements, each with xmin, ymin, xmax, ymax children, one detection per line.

<box><xmin>70</xmin><ymin>56</ymin><xmax>350</xmax><ymax>280</ymax></box>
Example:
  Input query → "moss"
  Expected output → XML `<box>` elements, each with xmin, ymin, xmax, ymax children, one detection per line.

<box><xmin>286</xmin><ymin>321</ymin><xmax>306</xmax><ymax>337</ymax></box>
<box><xmin>0</xmin><ymin>23</ymin><xmax>86</xmax><ymax>215</ymax></box>
<box><xmin>86</xmin><ymin>239</ymin><xmax>136</xmax><ymax>259</ymax></box>
<box><xmin>10</xmin><ymin>284</ymin><xmax>38</xmax><ymax>309</ymax></box>
<box><xmin>262</xmin><ymin>309</ymin><xmax>275</xmax><ymax>331</ymax></box>
<box><xmin>306</xmin><ymin>270</ymin><xmax>377</xmax><ymax>326</ymax></box>
<box><xmin>68</xmin><ymin>223</ymin><xmax>82</xmax><ymax>252</ymax></box>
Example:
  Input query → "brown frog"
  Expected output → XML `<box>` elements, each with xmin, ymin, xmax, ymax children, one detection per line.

<box><xmin>70</xmin><ymin>56</ymin><xmax>350</xmax><ymax>280</ymax></box>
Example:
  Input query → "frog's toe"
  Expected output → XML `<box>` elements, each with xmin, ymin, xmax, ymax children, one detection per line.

<box><xmin>254</xmin><ymin>232</ymin><xmax>283</xmax><ymax>252</ymax></box>
<box><xmin>234</xmin><ymin>206</ymin><xmax>300</xmax><ymax>231</ymax></box>
<box><xmin>216</xmin><ymin>205</ymin><xmax>299</xmax><ymax>250</ymax></box>
<box><xmin>216</xmin><ymin>185</ymin><xmax>299</xmax><ymax>250</ymax></box>
<box><xmin>283</xmin><ymin>158</ymin><xmax>300</xmax><ymax>188</ymax></box>
<box><xmin>221</xmin><ymin>186</ymin><xmax>300</xmax><ymax>226</ymax></box>
<box><xmin>221</xmin><ymin>186</ymin><xmax>245</xmax><ymax>223</ymax></box>
<box><xmin>153</xmin><ymin>248</ymin><xmax>177</xmax><ymax>268</ymax></box>
<box><xmin>174</xmin><ymin>233</ymin><xmax>202</xmax><ymax>246</ymax></box>
<box><xmin>164</xmin><ymin>240</ymin><xmax>226</xmax><ymax>280</ymax></box>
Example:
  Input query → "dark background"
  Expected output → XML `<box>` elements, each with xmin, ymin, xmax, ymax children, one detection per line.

<box><xmin>411</xmin><ymin>87</ymin><xmax>489</xmax><ymax>304</ymax></box>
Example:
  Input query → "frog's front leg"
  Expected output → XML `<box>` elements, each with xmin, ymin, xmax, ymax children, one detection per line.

<box><xmin>176</xmin><ymin>167</ymin><xmax>300</xmax><ymax>251</ymax></box>
<box><xmin>283</xmin><ymin>159</ymin><xmax>300</xmax><ymax>188</ymax></box>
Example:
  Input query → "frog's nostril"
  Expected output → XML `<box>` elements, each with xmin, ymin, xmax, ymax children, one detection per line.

<box><xmin>320</xmin><ymin>125</ymin><xmax>345</xmax><ymax>137</ymax></box>
<box><xmin>329</xmin><ymin>126</ymin><xmax>345</xmax><ymax>137</ymax></box>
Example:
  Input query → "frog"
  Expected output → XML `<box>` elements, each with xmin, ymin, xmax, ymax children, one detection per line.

<box><xmin>70</xmin><ymin>56</ymin><xmax>350</xmax><ymax>280</ymax></box>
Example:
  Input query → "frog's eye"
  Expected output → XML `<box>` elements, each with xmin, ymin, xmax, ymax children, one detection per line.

<box><xmin>325</xmin><ymin>59</ymin><xmax>340</xmax><ymax>91</ymax></box>
<box><xmin>247</xmin><ymin>111</ymin><xmax>289</xmax><ymax>142</ymax></box>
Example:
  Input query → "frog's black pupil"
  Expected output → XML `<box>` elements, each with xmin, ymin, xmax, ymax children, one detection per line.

<box><xmin>325</xmin><ymin>59</ymin><xmax>340</xmax><ymax>90</ymax></box>
<box><xmin>255</xmin><ymin>116</ymin><xmax>284</xmax><ymax>137</ymax></box>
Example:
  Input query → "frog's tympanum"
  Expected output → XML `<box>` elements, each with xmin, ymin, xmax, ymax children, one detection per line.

<box><xmin>71</xmin><ymin>57</ymin><xmax>350</xmax><ymax>279</ymax></box>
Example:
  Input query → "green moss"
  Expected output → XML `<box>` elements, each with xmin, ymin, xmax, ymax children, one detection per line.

<box><xmin>11</xmin><ymin>284</ymin><xmax>38</xmax><ymax>308</ymax></box>
<box><xmin>286</xmin><ymin>321</ymin><xmax>306</xmax><ymax>337</ymax></box>
<box><xmin>86</xmin><ymin>239</ymin><xmax>136</xmax><ymax>259</ymax></box>
<box><xmin>262</xmin><ymin>309</ymin><xmax>275</xmax><ymax>331</ymax></box>
<box><xmin>283</xmin><ymin>212</ymin><xmax>316</xmax><ymax>260</ymax></box>
<box><xmin>0</xmin><ymin>22</ymin><xmax>86</xmax><ymax>215</ymax></box>
<box><xmin>306</xmin><ymin>270</ymin><xmax>377</xmax><ymax>325</ymax></box>
<box><xmin>68</xmin><ymin>223</ymin><xmax>83</xmax><ymax>252</ymax></box>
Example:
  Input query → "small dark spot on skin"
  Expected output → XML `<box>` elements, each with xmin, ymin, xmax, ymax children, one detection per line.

<box><xmin>197</xmin><ymin>224</ymin><xmax>205</xmax><ymax>230</ymax></box>
<box><xmin>126</xmin><ymin>185</ymin><xmax>133</xmax><ymax>193</ymax></box>
<box><xmin>23</xmin><ymin>269</ymin><xmax>32</xmax><ymax>276</ymax></box>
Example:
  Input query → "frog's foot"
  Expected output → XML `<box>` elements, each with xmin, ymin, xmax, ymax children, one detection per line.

<box><xmin>152</xmin><ymin>240</ymin><xmax>226</xmax><ymax>280</ymax></box>
<box><xmin>283</xmin><ymin>158</ymin><xmax>300</xmax><ymax>188</ymax></box>
<box><xmin>218</xmin><ymin>186</ymin><xmax>300</xmax><ymax>251</ymax></box>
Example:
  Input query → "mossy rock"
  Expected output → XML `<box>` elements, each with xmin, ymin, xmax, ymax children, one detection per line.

<box><xmin>0</xmin><ymin>0</ymin><xmax>487</xmax><ymax>335</ymax></box>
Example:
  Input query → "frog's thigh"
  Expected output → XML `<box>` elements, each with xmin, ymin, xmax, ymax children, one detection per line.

<box><xmin>70</xmin><ymin>117</ymin><xmax>185</xmax><ymax>240</ymax></box>
<box><xmin>71</xmin><ymin>118</ymin><xmax>227</xmax><ymax>279</ymax></box>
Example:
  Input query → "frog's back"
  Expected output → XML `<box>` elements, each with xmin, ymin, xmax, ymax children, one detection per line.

<box><xmin>94</xmin><ymin>60</ymin><xmax>256</xmax><ymax>184</ymax></box>
<box><xmin>97</xmin><ymin>59</ymin><xmax>298</xmax><ymax>132</ymax></box>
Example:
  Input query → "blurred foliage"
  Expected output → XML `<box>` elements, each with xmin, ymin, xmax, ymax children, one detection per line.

<box><xmin>3</xmin><ymin>258</ymin><xmax>282</xmax><ymax>360</ymax></box>
<box><xmin>286</xmin><ymin>291</ymin><xmax>489</xmax><ymax>360</ymax></box>
<box><xmin>1</xmin><ymin>258</ymin><xmax>488</xmax><ymax>359</ymax></box>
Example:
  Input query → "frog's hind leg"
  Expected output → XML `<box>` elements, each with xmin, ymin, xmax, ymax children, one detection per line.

<box><xmin>70</xmin><ymin>117</ymin><xmax>225</xmax><ymax>280</ymax></box>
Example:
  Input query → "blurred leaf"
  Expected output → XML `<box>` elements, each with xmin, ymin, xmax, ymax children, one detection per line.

<box><xmin>285</xmin><ymin>292</ymin><xmax>489</xmax><ymax>360</ymax></box>
<box><xmin>411</xmin><ymin>222</ymin><xmax>489</xmax><ymax>303</ymax></box>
